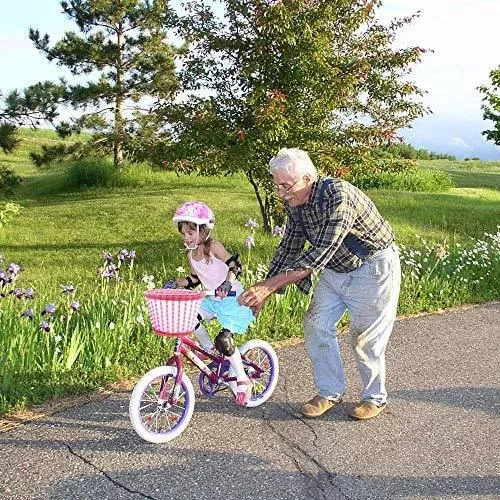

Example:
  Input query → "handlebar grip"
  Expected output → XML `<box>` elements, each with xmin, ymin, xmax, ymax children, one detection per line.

<box><xmin>205</xmin><ymin>290</ymin><xmax>237</xmax><ymax>297</ymax></box>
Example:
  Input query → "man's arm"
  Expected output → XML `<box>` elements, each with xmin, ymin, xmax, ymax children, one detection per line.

<box><xmin>238</xmin><ymin>267</ymin><xmax>313</xmax><ymax>311</ymax></box>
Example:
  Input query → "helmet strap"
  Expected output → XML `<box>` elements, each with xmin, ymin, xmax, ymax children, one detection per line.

<box><xmin>182</xmin><ymin>225</ymin><xmax>211</xmax><ymax>251</ymax></box>
<box><xmin>183</xmin><ymin>225</ymin><xmax>202</xmax><ymax>250</ymax></box>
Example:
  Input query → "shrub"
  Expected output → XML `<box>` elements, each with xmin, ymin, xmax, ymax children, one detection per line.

<box><xmin>0</xmin><ymin>202</ymin><xmax>21</xmax><ymax>229</ymax></box>
<box><xmin>347</xmin><ymin>169</ymin><xmax>453</xmax><ymax>192</ymax></box>
<box><xmin>0</xmin><ymin>165</ymin><xmax>22</xmax><ymax>193</ymax></box>
<box><xmin>375</xmin><ymin>144</ymin><xmax>456</xmax><ymax>161</ymax></box>
<box><xmin>65</xmin><ymin>157</ymin><xmax>117</xmax><ymax>188</ymax></box>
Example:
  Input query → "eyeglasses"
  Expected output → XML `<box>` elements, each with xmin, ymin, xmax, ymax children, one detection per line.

<box><xmin>273</xmin><ymin>177</ymin><xmax>302</xmax><ymax>195</ymax></box>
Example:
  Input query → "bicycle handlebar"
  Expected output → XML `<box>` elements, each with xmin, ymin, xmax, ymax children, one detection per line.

<box><xmin>204</xmin><ymin>290</ymin><xmax>236</xmax><ymax>297</ymax></box>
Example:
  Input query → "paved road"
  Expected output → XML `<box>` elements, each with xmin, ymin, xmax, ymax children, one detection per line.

<box><xmin>1</xmin><ymin>302</ymin><xmax>499</xmax><ymax>500</ymax></box>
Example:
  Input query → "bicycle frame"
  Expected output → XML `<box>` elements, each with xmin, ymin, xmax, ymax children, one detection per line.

<box><xmin>162</xmin><ymin>334</ymin><xmax>265</xmax><ymax>403</ymax></box>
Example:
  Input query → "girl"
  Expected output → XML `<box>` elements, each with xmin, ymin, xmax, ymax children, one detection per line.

<box><xmin>164</xmin><ymin>201</ymin><xmax>255</xmax><ymax>406</ymax></box>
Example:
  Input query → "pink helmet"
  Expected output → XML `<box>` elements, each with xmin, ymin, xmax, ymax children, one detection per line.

<box><xmin>173</xmin><ymin>201</ymin><xmax>215</xmax><ymax>229</ymax></box>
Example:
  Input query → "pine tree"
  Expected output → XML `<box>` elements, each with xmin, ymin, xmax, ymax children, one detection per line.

<box><xmin>22</xmin><ymin>0</ymin><xmax>180</xmax><ymax>168</ymax></box>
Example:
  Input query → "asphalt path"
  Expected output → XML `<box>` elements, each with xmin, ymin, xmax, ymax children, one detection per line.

<box><xmin>1</xmin><ymin>302</ymin><xmax>499</xmax><ymax>500</ymax></box>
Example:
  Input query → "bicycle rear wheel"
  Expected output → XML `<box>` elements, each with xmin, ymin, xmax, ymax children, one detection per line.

<box><xmin>129</xmin><ymin>365</ymin><xmax>195</xmax><ymax>443</ymax></box>
<box><xmin>239</xmin><ymin>339</ymin><xmax>279</xmax><ymax>408</ymax></box>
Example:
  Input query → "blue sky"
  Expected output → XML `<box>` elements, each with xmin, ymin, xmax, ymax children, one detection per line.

<box><xmin>1</xmin><ymin>0</ymin><xmax>499</xmax><ymax>159</ymax></box>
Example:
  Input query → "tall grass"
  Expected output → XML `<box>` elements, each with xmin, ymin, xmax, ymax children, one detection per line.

<box><xmin>348</xmin><ymin>169</ymin><xmax>453</xmax><ymax>192</ymax></box>
<box><xmin>1</xmin><ymin>225</ymin><xmax>499</xmax><ymax>415</ymax></box>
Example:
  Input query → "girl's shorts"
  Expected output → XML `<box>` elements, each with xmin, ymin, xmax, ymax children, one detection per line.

<box><xmin>199</xmin><ymin>293</ymin><xmax>254</xmax><ymax>334</ymax></box>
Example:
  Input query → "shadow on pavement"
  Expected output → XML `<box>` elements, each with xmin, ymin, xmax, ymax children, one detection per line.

<box><xmin>393</xmin><ymin>386</ymin><xmax>500</xmax><ymax>417</ymax></box>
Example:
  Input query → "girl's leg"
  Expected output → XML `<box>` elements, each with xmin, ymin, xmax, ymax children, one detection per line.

<box><xmin>194</xmin><ymin>308</ymin><xmax>216</xmax><ymax>351</ymax></box>
<box><xmin>229</xmin><ymin>352</ymin><xmax>252</xmax><ymax>406</ymax></box>
<box><xmin>193</xmin><ymin>323</ymin><xmax>214</xmax><ymax>351</ymax></box>
<box><xmin>221</xmin><ymin>333</ymin><xmax>251</xmax><ymax>406</ymax></box>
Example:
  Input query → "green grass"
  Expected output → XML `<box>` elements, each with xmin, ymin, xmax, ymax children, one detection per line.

<box><xmin>0</xmin><ymin>129</ymin><xmax>499</xmax><ymax>415</ymax></box>
<box><xmin>1</xmin><ymin>128</ymin><xmax>498</xmax><ymax>291</ymax></box>
<box><xmin>418</xmin><ymin>159</ymin><xmax>500</xmax><ymax>190</ymax></box>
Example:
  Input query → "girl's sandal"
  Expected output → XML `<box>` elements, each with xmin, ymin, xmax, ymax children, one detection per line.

<box><xmin>235</xmin><ymin>379</ymin><xmax>253</xmax><ymax>406</ymax></box>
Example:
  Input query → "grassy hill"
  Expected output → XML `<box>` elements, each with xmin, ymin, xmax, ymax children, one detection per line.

<box><xmin>1</xmin><ymin>128</ymin><xmax>499</xmax><ymax>291</ymax></box>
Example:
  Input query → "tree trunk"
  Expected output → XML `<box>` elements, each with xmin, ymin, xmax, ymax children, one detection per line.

<box><xmin>114</xmin><ymin>23</ymin><xmax>124</xmax><ymax>170</ymax></box>
<box><xmin>247</xmin><ymin>172</ymin><xmax>272</xmax><ymax>233</ymax></box>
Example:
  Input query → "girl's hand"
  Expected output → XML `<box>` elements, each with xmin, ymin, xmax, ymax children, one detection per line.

<box><xmin>216</xmin><ymin>280</ymin><xmax>232</xmax><ymax>298</ymax></box>
<box><xmin>163</xmin><ymin>279</ymin><xmax>178</xmax><ymax>289</ymax></box>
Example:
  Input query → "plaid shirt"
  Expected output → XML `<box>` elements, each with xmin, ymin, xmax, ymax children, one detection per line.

<box><xmin>267</xmin><ymin>177</ymin><xmax>395</xmax><ymax>294</ymax></box>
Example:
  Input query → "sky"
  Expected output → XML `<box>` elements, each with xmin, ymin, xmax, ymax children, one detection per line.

<box><xmin>1</xmin><ymin>0</ymin><xmax>499</xmax><ymax>160</ymax></box>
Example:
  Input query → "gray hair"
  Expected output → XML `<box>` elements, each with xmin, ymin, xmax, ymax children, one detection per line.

<box><xmin>268</xmin><ymin>148</ymin><xmax>318</xmax><ymax>181</ymax></box>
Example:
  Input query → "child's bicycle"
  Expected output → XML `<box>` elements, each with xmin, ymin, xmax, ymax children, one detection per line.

<box><xmin>129</xmin><ymin>288</ymin><xmax>279</xmax><ymax>443</ymax></box>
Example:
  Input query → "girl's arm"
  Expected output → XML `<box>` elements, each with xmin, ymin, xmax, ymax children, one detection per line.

<box><xmin>171</xmin><ymin>262</ymin><xmax>201</xmax><ymax>289</ymax></box>
<box><xmin>211</xmin><ymin>240</ymin><xmax>238</xmax><ymax>295</ymax></box>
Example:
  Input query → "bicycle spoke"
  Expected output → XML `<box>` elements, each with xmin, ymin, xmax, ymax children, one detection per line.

<box><xmin>139</xmin><ymin>401</ymin><xmax>157</xmax><ymax>412</ymax></box>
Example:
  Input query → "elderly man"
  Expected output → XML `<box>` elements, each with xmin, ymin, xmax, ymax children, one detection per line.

<box><xmin>238</xmin><ymin>148</ymin><xmax>401</xmax><ymax>420</ymax></box>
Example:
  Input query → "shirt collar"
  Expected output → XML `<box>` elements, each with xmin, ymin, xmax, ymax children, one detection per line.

<box><xmin>287</xmin><ymin>177</ymin><xmax>323</xmax><ymax>216</ymax></box>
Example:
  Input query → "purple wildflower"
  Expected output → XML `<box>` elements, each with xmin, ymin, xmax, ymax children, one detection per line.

<box><xmin>118</xmin><ymin>249</ymin><xmax>129</xmax><ymax>262</ymax></box>
<box><xmin>103</xmin><ymin>251</ymin><xmax>113</xmax><ymax>264</ymax></box>
<box><xmin>41</xmin><ymin>304</ymin><xmax>56</xmax><ymax>316</ymax></box>
<box><xmin>24</xmin><ymin>288</ymin><xmax>35</xmax><ymax>299</ymax></box>
<box><xmin>128</xmin><ymin>250</ymin><xmax>136</xmax><ymax>260</ymax></box>
<box><xmin>102</xmin><ymin>263</ymin><xmax>119</xmax><ymax>280</ymax></box>
<box><xmin>21</xmin><ymin>308</ymin><xmax>34</xmax><ymax>320</ymax></box>
<box><xmin>0</xmin><ymin>270</ymin><xmax>10</xmax><ymax>286</ymax></box>
<box><xmin>8</xmin><ymin>263</ymin><xmax>21</xmax><ymax>275</ymax></box>
<box><xmin>40</xmin><ymin>320</ymin><xmax>51</xmax><ymax>333</ymax></box>
<box><xmin>245</xmin><ymin>235</ymin><xmax>255</xmax><ymax>249</ymax></box>
<box><xmin>62</xmin><ymin>284</ymin><xmax>76</xmax><ymax>294</ymax></box>
<box><xmin>70</xmin><ymin>301</ymin><xmax>80</xmax><ymax>312</ymax></box>
<box><xmin>244</xmin><ymin>218</ymin><xmax>259</xmax><ymax>229</ymax></box>
<box><xmin>272</xmin><ymin>225</ymin><xmax>286</xmax><ymax>237</ymax></box>
<box><xmin>9</xmin><ymin>287</ymin><xmax>23</xmax><ymax>299</ymax></box>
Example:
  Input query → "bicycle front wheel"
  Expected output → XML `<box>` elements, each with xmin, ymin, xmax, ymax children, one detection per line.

<box><xmin>129</xmin><ymin>366</ymin><xmax>195</xmax><ymax>443</ymax></box>
<box><xmin>240</xmin><ymin>339</ymin><xmax>279</xmax><ymax>408</ymax></box>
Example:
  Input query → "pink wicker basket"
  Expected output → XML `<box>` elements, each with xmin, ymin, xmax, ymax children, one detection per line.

<box><xmin>144</xmin><ymin>289</ymin><xmax>205</xmax><ymax>337</ymax></box>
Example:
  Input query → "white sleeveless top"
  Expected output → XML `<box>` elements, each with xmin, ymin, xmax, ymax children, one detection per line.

<box><xmin>189</xmin><ymin>253</ymin><xmax>243</xmax><ymax>294</ymax></box>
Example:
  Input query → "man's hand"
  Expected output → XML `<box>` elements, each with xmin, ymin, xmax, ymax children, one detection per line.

<box><xmin>216</xmin><ymin>280</ymin><xmax>232</xmax><ymax>298</ymax></box>
<box><xmin>238</xmin><ymin>283</ymin><xmax>272</xmax><ymax>310</ymax></box>
<box><xmin>250</xmin><ymin>302</ymin><xmax>264</xmax><ymax>316</ymax></box>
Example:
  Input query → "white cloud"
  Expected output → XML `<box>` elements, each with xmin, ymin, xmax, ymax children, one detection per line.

<box><xmin>449</xmin><ymin>137</ymin><xmax>472</xmax><ymax>151</ymax></box>
<box><xmin>381</xmin><ymin>1</ymin><xmax>500</xmax><ymax>114</ymax></box>
<box><xmin>379</xmin><ymin>1</ymin><xmax>500</xmax><ymax>158</ymax></box>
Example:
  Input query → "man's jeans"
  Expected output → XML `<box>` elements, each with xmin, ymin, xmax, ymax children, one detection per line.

<box><xmin>303</xmin><ymin>245</ymin><xmax>401</xmax><ymax>405</ymax></box>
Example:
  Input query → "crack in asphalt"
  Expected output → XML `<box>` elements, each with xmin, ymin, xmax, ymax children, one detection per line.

<box><xmin>256</xmin><ymin>405</ymin><xmax>325</xmax><ymax>499</ymax></box>
<box><xmin>64</xmin><ymin>443</ymin><xmax>156</xmax><ymax>500</ymax></box>
<box><xmin>257</xmin><ymin>369</ymin><xmax>354</xmax><ymax>500</ymax></box>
